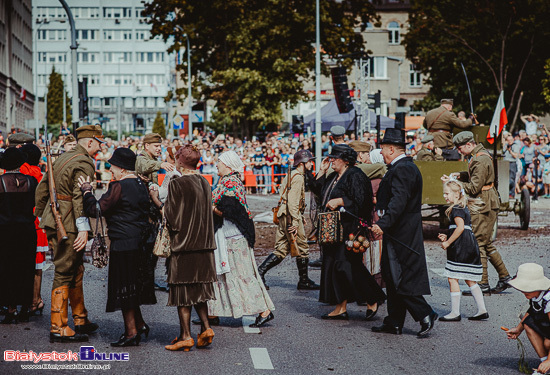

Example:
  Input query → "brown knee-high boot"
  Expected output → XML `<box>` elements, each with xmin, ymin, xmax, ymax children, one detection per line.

<box><xmin>69</xmin><ymin>265</ymin><xmax>98</xmax><ymax>334</ymax></box>
<box><xmin>50</xmin><ymin>286</ymin><xmax>89</xmax><ymax>343</ymax></box>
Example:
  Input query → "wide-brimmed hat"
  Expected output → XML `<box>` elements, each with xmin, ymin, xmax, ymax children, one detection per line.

<box><xmin>293</xmin><ymin>149</ymin><xmax>315</xmax><ymax>167</ymax></box>
<box><xmin>108</xmin><ymin>148</ymin><xmax>137</xmax><ymax>171</ymax></box>
<box><xmin>175</xmin><ymin>144</ymin><xmax>201</xmax><ymax>170</ymax></box>
<box><xmin>507</xmin><ymin>263</ymin><xmax>550</xmax><ymax>293</ymax></box>
<box><xmin>380</xmin><ymin>128</ymin><xmax>406</xmax><ymax>146</ymax></box>
<box><xmin>327</xmin><ymin>144</ymin><xmax>357</xmax><ymax>165</ymax></box>
<box><xmin>0</xmin><ymin>147</ymin><xmax>27</xmax><ymax>170</ymax></box>
<box><xmin>21</xmin><ymin>144</ymin><xmax>41</xmax><ymax>166</ymax></box>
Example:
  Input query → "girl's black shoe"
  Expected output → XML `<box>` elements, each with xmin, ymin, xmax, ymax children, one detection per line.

<box><xmin>249</xmin><ymin>312</ymin><xmax>274</xmax><ymax>327</ymax></box>
<box><xmin>111</xmin><ymin>333</ymin><xmax>141</xmax><ymax>347</ymax></box>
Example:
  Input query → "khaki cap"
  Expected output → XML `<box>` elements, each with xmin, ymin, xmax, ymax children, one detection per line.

<box><xmin>452</xmin><ymin>131</ymin><xmax>475</xmax><ymax>147</ymax></box>
<box><xmin>76</xmin><ymin>125</ymin><xmax>106</xmax><ymax>143</ymax></box>
<box><xmin>440</xmin><ymin>98</ymin><xmax>454</xmax><ymax>105</ymax></box>
<box><xmin>349</xmin><ymin>140</ymin><xmax>371</xmax><ymax>153</ymax></box>
<box><xmin>7</xmin><ymin>133</ymin><xmax>34</xmax><ymax>147</ymax></box>
<box><xmin>421</xmin><ymin>134</ymin><xmax>434</xmax><ymax>144</ymax></box>
<box><xmin>64</xmin><ymin>134</ymin><xmax>76</xmax><ymax>143</ymax></box>
<box><xmin>143</xmin><ymin>133</ymin><xmax>163</xmax><ymax>144</ymax></box>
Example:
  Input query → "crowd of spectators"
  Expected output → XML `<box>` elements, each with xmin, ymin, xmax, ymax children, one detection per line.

<box><xmin>2</xmin><ymin>115</ymin><xmax>550</xmax><ymax>197</ymax></box>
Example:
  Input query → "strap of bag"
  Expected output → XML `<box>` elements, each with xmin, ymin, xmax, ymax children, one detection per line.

<box><xmin>94</xmin><ymin>202</ymin><xmax>105</xmax><ymax>237</ymax></box>
<box><xmin>428</xmin><ymin>108</ymin><xmax>448</xmax><ymax>130</ymax></box>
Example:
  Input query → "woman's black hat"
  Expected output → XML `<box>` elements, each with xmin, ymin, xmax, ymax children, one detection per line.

<box><xmin>381</xmin><ymin>128</ymin><xmax>406</xmax><ymax>146</ymax></box>
<box><xmin>327</xmin><ymin>144</ymin><xmax>357</xmax><ymax>165</ymax></box>
<box><xmin>0</xmin><ymin>147</ymin><xmax>28</xmax><ymax>171</ymax></box>
<box><xmin>21</xmin><ymin>144</ymin><xmax>41</xmax><ymax>166</ymax></box>
<box><xmin>108</xmin><ymin>148</ymin><xmax>136</xmax><ymax>171</ymax></box>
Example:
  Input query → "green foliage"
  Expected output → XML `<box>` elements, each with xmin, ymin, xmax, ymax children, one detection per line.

<box><xmin>143</xmin><ymin>0</ymin><xmax>377</xmax><ymax>138</ymax></box>
<box><xmin>205</xmin><ymin>109</ymin><xmax>232</xmax><ymax>134</ymax></box>
<box><xmin>46</xmin><ymin>66</ymin><xmax>71</xmax><ymax>125</ymax></box>
<box><xmin>543</xmin><ymin>59</ymin><xmax>550</xmax><ymax>105</ymax></box>
<box><xmin>152</xmin><ymin>111</ymin><xmax>166</xmax><ymax>137</ymax></box>
<box><xmin>405</xmin><ymin>0</ymin><xmax>550</xmax><ymax>128</ymax></box>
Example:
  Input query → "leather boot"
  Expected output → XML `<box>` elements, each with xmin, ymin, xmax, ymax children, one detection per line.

<box><xmin>296</xmin><ymin>258</ymin><xmax>320</xmax><ymax>290</ymax></box>
<box><xmin>491</xmin><ymin>275</ymin><xmax>512</xmax><ymax>294</ymax></box>
<box><xmin>257</xmin><ymin>254</ymin><xmax>283</xmax><ymax>290</ymax></box>
<box><xmin>308</xmin><ymin>251</ymin><xmax>323</xmax><ymax>268</ymax></box>
<box><xmin>69</xmin><ymin>265</ymin><xmax>98</xmax><ymax>335</ymax></box>
<box><xmin>50</xmin><ymin>286</ymin><xmax>88</xmax><ymax>343</ymax></box>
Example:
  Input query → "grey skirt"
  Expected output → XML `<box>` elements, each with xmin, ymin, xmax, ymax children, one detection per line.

<box><xmin>167</xmin><ymin>250</ymin><xmax>216</xmax><ymax>307</ymax></box>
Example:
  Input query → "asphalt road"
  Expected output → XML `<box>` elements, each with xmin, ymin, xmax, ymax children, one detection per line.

<box><xmin>1</xmin><ymin>195</ymin><xmax>549</xmax><ymax>375</ymax></box>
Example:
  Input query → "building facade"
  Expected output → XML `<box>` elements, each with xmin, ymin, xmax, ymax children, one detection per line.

<box><xmin>0</xmin><ymin>0</ymin><xmax>34</xmax><ymax>134</ymax></box>
<box><xmin>33</xmin><ymin>0</ymin><xmax>170</xmax><ymax>135</ymax></box>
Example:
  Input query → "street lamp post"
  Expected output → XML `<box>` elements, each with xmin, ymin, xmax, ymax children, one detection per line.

<box><xmin>117</xmin><ymin>56</ymin><xmax>124</xmax><ymax>141</ymax></box>
<box><xmin>314</xmin><ymin>0</ymin><xmax>322</xmax><ymax>171</ymax></box>
<box><xmin>186</xmin><ymin>36</ymin><xmax>193</xmax><ymax>142</ymax></box>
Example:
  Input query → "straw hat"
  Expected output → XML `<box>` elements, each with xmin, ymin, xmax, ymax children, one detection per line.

<box><xmin>507</xmin><ymin>263</ymin><xmax>550</xmax><ymax>292</ymax></box>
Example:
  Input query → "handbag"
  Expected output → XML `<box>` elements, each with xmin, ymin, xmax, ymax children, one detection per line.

<box><xmin>90</xmin><ymin>203</ymin><xmax>109</xmax><ymax>268</ymax></box>
<box><xmin>317</xmin><ymin>211</ymin><xmax>344</xmax><ymax>245</ymax></box>
<box><xmin>152</xmin><ymin>217</ymin><xmax>171</xmax><ymax>258</ymax></box>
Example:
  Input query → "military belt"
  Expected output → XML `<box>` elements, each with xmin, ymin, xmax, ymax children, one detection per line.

<box><xmin>429</xmin><ymin>129</ymin><xmax>450</xmax><ymax>133</ymax></box>
<box><xmin>56</xmin><ymin>193</ymin><xmax>72</xmax><ymax>202</ymax></box>
<box><xmin>481</xmin><ymin>183</ymin><xmax>494</xmax><ymax>191</ymax></box>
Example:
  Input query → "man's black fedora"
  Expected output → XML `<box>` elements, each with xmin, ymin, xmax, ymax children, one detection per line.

<box><xmin>381</xmin><ymin>128</ymin><xmax>406</xmax><ymax>146</ymax></box>
<box><xmin>0</xmin><ymin>147</ymin><xmax>27</xmax><ymax>171</ymax></box>
<box><xmin>108</xmin><ymin>148</ymin><xmax>137</xmax><ymax>171</ymax></box>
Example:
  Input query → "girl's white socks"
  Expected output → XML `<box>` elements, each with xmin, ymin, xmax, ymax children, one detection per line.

<box><xmin>470</xmin><ymin>283</ymin><xmax>487</xmax><ymax>315</ymax></box>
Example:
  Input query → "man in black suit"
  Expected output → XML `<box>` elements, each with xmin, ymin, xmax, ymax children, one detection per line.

<box><xmin>371</xmin><ymin>128</ymin><xmax>437</xmax><ymax>338</ymax></box>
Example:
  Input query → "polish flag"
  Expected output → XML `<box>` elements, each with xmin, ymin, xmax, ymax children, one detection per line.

<box><xmin>20</xmin><ymin>88</ymin><xmax>26</xmax><ymax>101</ymax></box>
<box><xmin>487</xmin><ymin>91</ymin><xmax>507</xmax><ymax>144</ymax></box>
<box><xmin>150</xmin><ymin>82</ymin><xmax>158</xmax><ymax>92</ymax></box>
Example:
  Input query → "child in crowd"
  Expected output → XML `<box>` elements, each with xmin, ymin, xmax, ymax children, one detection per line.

<box><xmin>438</xmin><ymin>179</ymin><xmax>488</xmax><ymax>321</ymax></box>
<box><xmin>542</xmin><ymin>154</ymin><xmax>550</xmax><ymax>199</ymax></box>
<box><xmin>505</xmin><ymin>263</ymin><xmax>550</xmax><ymax>375</ymax></box>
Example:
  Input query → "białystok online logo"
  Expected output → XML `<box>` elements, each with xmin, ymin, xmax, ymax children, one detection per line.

<box><xmin>4</xmin><ymin>346</ymin><xmax>129</xmax><ymax>362</ymax></box>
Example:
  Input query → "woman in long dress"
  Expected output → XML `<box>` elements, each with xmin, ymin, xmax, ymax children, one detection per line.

<box><xmin>162</xmin><ymin>145</ymin><xmax>218</xmax><ymax>352</ymax></box>
<box><xmin>202</xmin><ymin>151</ymin><xmax>275</xmax><ymax>327</ymax></box>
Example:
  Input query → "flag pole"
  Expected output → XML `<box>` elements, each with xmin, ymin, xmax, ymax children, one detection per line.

<box><xmin>493</xmin><ymin>130</ymin><xmax>498</xmax><ymax>190</ymax></box>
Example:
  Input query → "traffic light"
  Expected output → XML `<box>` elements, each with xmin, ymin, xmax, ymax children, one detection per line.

<box><xmin>292</xmin><ymin>115</ymin><xmax>304</xmax><ymax>133</ymax></box>
<box><xmin>368</xmin><ymin>90</ymin><xmax>381</xmax><ymax>110</ymax></box>
<box><xmin>395</xmin><ymin>112</ymin><xmax>406</xmax><ymax>130</ymax></box>
<box><xmin>78</xmin><ymin>78</ymin><xmax>89</xmax><ymax>120</ymax></box>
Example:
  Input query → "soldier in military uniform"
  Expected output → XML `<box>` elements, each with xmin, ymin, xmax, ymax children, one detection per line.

<box><xmin>423</xmin><ymin>99</ymin><xmax>472</xmax><ymax>160</ymax></box>
<box><xmin>136</xmin><ymin>133</ymin><xmax>174</xmax><ymax>186</ymax></box>
<box><xmin>415</xmin><ymin>134</ymin><xmax>444</xmax><ymax>161</ymax></box>
<box><xmin>349</xmin><ymin>140</ymin><xmax>387</xmax><ymax>179</ymax></box>
<box><xmin>63</xmin><ymin>134</ymin><xmax>77</xmax><ymax>152</ymax></box>
<box><xmin>35</xmin><ymin>125</ymin><xmax>104</xmax><ymax>343</ymax></box>
<box><xmin>443</xmin><ymin>131</ymin><xmax>511</xmax><ymax>295</ymax></box>
<box><xmin>258</xmin><ymin>150</ymin><xmax>320</xmax><ymax>290</ymax></box>
<box><xmin>6</xmin><ymin>133</ymin><xmax>35</xmax><ymax>148</ymax></box>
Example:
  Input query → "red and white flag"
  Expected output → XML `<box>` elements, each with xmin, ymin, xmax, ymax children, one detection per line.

<box><xmin>487</xmin><ymin>91</ymin><xmax>507</xmax><ymax>144</ymax></box>
<box><xmin>150</xmin><ymin>82</ymin><xmax>158</xmax><ymax>92</ymax></box>
<box><xmin>20</xmin><ymin>88</ymin><xmax>26</xmax><ymax>101</ymax></box>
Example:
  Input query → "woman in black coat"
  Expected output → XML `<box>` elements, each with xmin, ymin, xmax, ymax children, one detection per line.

<box><xmin>78</xmin><ymin>148</ymin><xmax>156</xmax><ymax>347</ymax></box>
<box><xmin>309</xmin><ymin>144</ymin><xmax>386</xmax><ymax>320</ymax></box>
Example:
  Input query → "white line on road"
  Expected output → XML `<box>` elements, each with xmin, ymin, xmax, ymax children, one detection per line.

<box><xmin>242</xmin><ymin>315</ymin><xmax>260</xmax><ymax>334</ymax></box>
<box><xmin>249</xmin><ymin>348</ymin><xmax>274</xmax><ymax>370</ymax></box>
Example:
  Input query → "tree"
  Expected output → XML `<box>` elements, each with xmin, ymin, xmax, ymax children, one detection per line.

<box><xmin>152</xmin><ymin>111</ymin><xmax>166</xmax><ymax>137</ymax></box>
<box><xmin>543</xmin><ymin>59</ymin><xmax>550</xmax><ymax>106</ymax></box>
<box><xmin>46</xmin><ymin>66</ymin><xmax>71</xmax><ymax>126</ymax></box>
<box><xmin>404</xmin><ymin>0</ymin><xmax>550</xmax><ymax>130</ymax></box>
<box><xmin>143</xmin><ymin>0</ymin><xmax>377</xmax><ymax>138</ymax></box>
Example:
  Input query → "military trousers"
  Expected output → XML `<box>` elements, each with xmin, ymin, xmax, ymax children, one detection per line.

<box><xmin>46</xmin><ymin>230</ymin><xmax>84</xmax><ymax>290</ymax></box>
<box><xmin>471</xmin><ymin>209</ymin><xmax>509</xmax><ymax>285</ymax></box>
<box><xmin>273</xmin><ymin>214</ymin><xmax>309</xmax><ymax>259</ymax></box>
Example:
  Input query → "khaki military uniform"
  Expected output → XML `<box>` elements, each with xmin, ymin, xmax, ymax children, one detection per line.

<box><xmin>274</xmin><ymin>169</ymin><xmax>308</xmax><ymax>259</ymax></box>
<box><xmin>356</xmin><ymin>162</ymin><xmax>387</xmax><ymax>179</ymax></box>
<box><xmin>423</xmin><ymin>106</ymin><xmax>472</xmax><ymax>149</ymax></box>
<box><xmin>35</xmin><ymin>144</ymin><xmax>96</xmax><ymax>336</ymax></box>
<box><xmin>136</xmin><ymin>151</ymin><xmax>163</xmax><ymax>185</ymax></box>
<box><xmin>415</xmin><ymin>148</ymin><xmax>444</xmax><ymax>161</ymax></box>
<box><xmin>458</xmin><ymin>144</ymin><xmax>509</xmax><ymax>285</ymax></box>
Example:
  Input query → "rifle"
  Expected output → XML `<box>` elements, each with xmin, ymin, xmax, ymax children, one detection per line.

<box><xmin>46</xmin><ymin>137</ymin><xmax>68</xmax><ymax>244</ymax></box>
<box><xmin>285</xmin><ymin>168</ymin><xmax>300</xmax><ymax>257</ymax></box>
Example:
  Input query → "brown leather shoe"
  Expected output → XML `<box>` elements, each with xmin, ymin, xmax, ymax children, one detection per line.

<box><xmin>165</xmin><ymin>338</ymin><xmax>194</xmax><ymax>352</ymax></box>
<box><xmin>196</xmin><ymin>328</ymin><xmax>215</xmax><ymax>348</ymax></box>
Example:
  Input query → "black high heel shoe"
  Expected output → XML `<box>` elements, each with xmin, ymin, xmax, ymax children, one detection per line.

<box><xmin>111</xmin><ymin>333</ymin><xmax>141</xmax><ymax>347</ymax></box>
<box><xmin>0</xmin><ymin>311</ymin><xmax>19</xmax><ymax>324</ymax></box>
<box><xmin>29</xmin><ymin>300</ymin><xmax>45</xmax><ymax>316</ymax></box>
<box><xmin>138</xmin><ymin>323</ymin><xmax>150</xmax><ymax>339</ymax></box>
<box><xmin>249</xmin><ymin>312</ymin><xmax>274</xmax><ymax>327</ymax></box>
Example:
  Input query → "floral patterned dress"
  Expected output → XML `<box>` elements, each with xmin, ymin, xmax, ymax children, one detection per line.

<box><xmin>208</xmin><ymin>173</ymin><xmax>275</xmax><ymax>317</ymax></box>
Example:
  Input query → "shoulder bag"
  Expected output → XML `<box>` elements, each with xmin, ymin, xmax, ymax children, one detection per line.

<box><xmin>152</xmin><ymin>216</ymin><xmax>171</xmax><ymax>258</ymax></box>
<box><xmin>318</xmin><ymin>211</ymin><xmax>344</xmax><ymax>245</ymax></box>
<box><xmin>90</xmin><ymin>202</ymin><xmax>109</xmax><ymax>268</ymax></box>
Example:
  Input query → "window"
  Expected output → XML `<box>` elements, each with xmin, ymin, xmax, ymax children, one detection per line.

<box><xmin>136</xmin><ymin>75</ymin><xmax>165</xmax><ymax>86</ymax></box>
<box><xmin>409</xmin><ymin>64</ymin><xmax>422</xmax><ymax>87</ymax></box>
<box><xmin>135</xmin><ymin>8</ymin><xmax>145</xmax><ymax>18</ymax></box>
<box><xmin>136</xmin><ymin>52</ymin><xmax>165</xmax><ymax>63</ymax></box>
<box><xmin>73</xmin><ymin>7</ymin><xmax>100</xmax><ymax>19</ymax></box>
<box><xmin>104</xmin><ymin>52</ymin><xmax>132</xmax><ymax>63</ymax></box>
<box><xmin>365</xmin><ymin>22</ymin><xmax>374</xmax><ymax>30</ymax></box>
<box><xmin>77</xmin><ymin>30</ymin><xmax>98</xmax><ymax>40</ymax></box>
<box><xmin>135</xmin><ymin>97</ymin><xmax>144</xmax><ymax>108</ymax></box>
<box><xmin>78</xmin><ymin>75</ymin><xmax>100</xmax><ymax>86</ymax></box>
<box><xmin>90</xmin><ymin>98</ymin><xmax>101</xmax><ymax>108</ymax></box>
<box><xmin>36</xmin><ymin>7</ymin><xmax>66</xmax><ymax>20</ymax></box>
<box><xmin>104</xmin><ymin>98</ymin><xmax>112</xmax><ymax>107</ymax></box>
<box><xmin>103</xmin><ymin>30</ymin><xmax>132</xmax><ymax>41</ymax></box>
<box><xmin>37</xmin><ymin>30</ymin><xmax>67</xmax><ymax>41</ymax></box>
<box><xmin>124</xmin><ymin>98</ymin><xmax>133</xmax><ymax>108</ymax></box>
<box><xmin>388</xmin><ymin>21</ymin><xmax>400</xmax><ymax>44</ymax></box>
<box><xmin>135</xmin><ymin>30</ymin><xmax>150</xmax><ymax>40</ymax></box>
<box><xmin>146</xmin><ymin>97</ymin><xmax>156</xmax><ymax>108</ymax></box>
<box><xmin>104</xmin><ymin>75</ymin><xmax>133</xmax><ymax>86</ymax></box>
<box><xmin>366</xmin><ymin>57</ymin><xmax>387</xmax><ymax>79</ymax></box>
<box><xmin>103</xmin><ymin>7</ymin><xmax>132</xmax><ymax>19</ymax></box>
<box><xmin>77</xmin><ymin>52</ymin><xmax>98</xmax><ymax>63</ymax></box>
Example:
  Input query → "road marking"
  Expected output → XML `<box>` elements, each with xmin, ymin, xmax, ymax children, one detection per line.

<box><xmin>242</xmin><ymin>315</ymin><xmax>260</xmax><ymax>334</ymax></box>
<box><xmin>249</xmin><ymin>348</ymin><xmax>274</xmax><ymax>370</ymax></box>
<box><xmin>430</xmin><ymin>268</ymin><xmax>446</xmax><ymax>277</ymax></box>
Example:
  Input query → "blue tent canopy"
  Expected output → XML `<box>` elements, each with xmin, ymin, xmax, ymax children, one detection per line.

<box><xmin>303</xmin><ymin>99</ymin><xmax>395</xmax><ymax>132</ymax></box>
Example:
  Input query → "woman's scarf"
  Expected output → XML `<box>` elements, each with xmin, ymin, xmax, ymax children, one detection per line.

<box><xmin>212</xmin><ymin>172</ymin><xmax>251</xmax><ymax>218</ymax></box>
